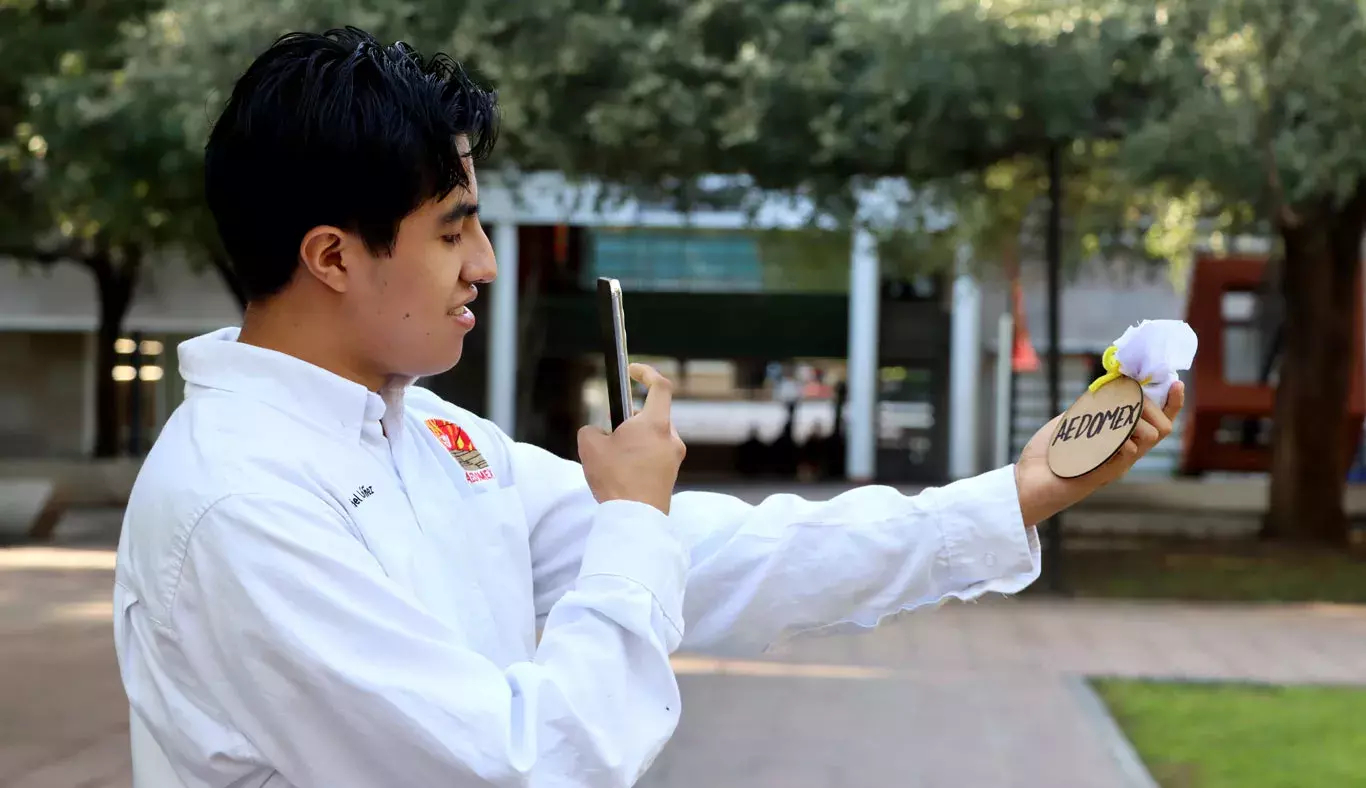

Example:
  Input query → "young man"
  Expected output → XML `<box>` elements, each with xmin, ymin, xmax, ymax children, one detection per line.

<box><xmin>114</xmin><ymin>27</ymin><xmax>1183</xmax><ymax>788</ymax></box>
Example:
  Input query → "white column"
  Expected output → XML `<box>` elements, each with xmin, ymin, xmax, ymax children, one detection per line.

<box><xmin>846</xmin><ymin>227</ymin><xmax>880</xmax><ymax>481</ymax></box>
<box><xmin>993</xmin><ymin>313</ymin><xmax>1015</xmax><ymax>468</ymax></box>
<box><xmin>948</xmin><ymin>252</ymin><xmax>982</xmax><ymax>479</ymax></box>
<box><xmin>488</xmin><ymin>222</ymin><xmax>519</xmax><ymax>437</ymax></box>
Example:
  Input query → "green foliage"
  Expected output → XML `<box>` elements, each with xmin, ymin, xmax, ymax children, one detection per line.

<box><xmin>871</xmin><ymin>144</ymin><xmax>1155</xmax><ymax>280</ymax></box>
<box><xmin>833</xmin><ymin>1</ymin><xmax>1164</xmax><ymax>175</ymax></box>
<box><xmin>86</xmin><ymin>0</ymin><xmax>1181</xmax><ymax>241</ymax></box>
<box><xmin>1119</xmin><ymin>0</ymin><xmax>1366</xmax><ymax>247</ymax></box>
<box><xmin>1137</xmin><ymin>0</ymin><xmax>1366</xmax><ymax>207</ymax></box>
<box><xmin>755</xmin><ymin>227</ymin><xmax>854</xmax><ymax>292</ymax></box>
<box><xmin>8</xmin><ymin>0</ymin><xmax>1366</xmax><ymax>283</ymax></box>
<box><xmin>0</xmin><ymin>0</ymin><xmax>1183</xmax><ymax>267</ymax></box>
<box><xmin>0</xmin><ymin>0</ymin><xmax>162</xmax><ymax>249</ymax></box>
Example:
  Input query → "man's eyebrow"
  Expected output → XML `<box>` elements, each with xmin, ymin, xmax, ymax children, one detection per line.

<box><xmin>440</xmin><ymin>202</ymin><xmax>479</xmax><ymax>223</ymax></box>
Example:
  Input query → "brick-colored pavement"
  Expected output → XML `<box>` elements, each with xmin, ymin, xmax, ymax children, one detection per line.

<box><xmin>3</xmin><ymin>543</ymin><xmax>1365</xmax><ymax>788</ymax></box>
<box><xmin>2</xmin><ymin>548</ymin><xmax>127</xmax><ymax>788</ymax></box>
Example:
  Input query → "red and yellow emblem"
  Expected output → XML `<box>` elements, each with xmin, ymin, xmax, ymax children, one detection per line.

<box><xmin>424</xmin><ymin>418</ymin><xmax>495</xmax><ymax>483</ymax></box>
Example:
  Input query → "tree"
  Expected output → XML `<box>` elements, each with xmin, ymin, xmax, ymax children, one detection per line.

<box><xmin>2</xmin><ymin>0</ymin><xmax>331</xmax><ymax>456</ymax></box>
<box><xmin>1115</xmin><ymin>0</ymin><xmax>1366</xmax><ymax>544</ymax></box>
<box><xmin>113</xmin><ymin>0</ymin><xmax>1173</xmax><ymax>441</ymax></box>
<box><xmin>28</xmin><ymin>0</ymin><xmax>1348</xmax><ymax>534</ymax></box>
<box><xmin>1</xmin><ymin>0</ymin><xmax>172</xmax><ymax>457</ymax></box>
<box><xmin>821</xmin><ymin>0</ymin><xmax>1366</xmax><ymax>545</ymax></box>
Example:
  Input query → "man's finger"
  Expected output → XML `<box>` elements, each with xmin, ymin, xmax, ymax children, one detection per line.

<box><xmin>1132</xmin><ymin>418</ymin><xmax>1160</xmax><ymax>450</ymax></box>
<box><xmin>1140</xmin><ymin>396</ymin><xmax>1172</xmax><ymax>440</ymax></box>
<box><xmin>630</xmin><ymin>363</ymin><xmax>674</xmax><ymax>420</ymax></box>
<box><xmin>1163</xmin><ymin>380</ymin><xmax>1186</xmax><ymax>422</ymax></box>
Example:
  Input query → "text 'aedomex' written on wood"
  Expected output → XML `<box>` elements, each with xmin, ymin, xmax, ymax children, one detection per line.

<box><xmin>1046</xmin><ymin>376</ymin><xmax>1144</xmax><ymax>479</ymax></box>
<box><xmin>1052</xmin><ymin>402</ymin><xmax>1141</xmax><ymax>444</ymax></box>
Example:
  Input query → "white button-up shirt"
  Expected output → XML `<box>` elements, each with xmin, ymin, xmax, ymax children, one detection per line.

<box><xmin>114</xmin><ymin>328</ymin><xmax>1040</xmax><ymax>788</ymax></box>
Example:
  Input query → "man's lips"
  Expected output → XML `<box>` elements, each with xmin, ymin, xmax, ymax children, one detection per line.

<box><xmin>449</xmin><ymin>285</ymin><xmax>478</xmax><ymax>325</ymax></box>
<box><xmin>448</xmin><ymin>304</ymin><xmax>476</xmax><ymax>328</ymax></box>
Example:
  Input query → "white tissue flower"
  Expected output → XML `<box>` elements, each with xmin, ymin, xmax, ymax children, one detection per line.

<box><xmin>1112</xmin><ymin>319</ymin><xmax>1199</xmax><ymax>403</ymax></box>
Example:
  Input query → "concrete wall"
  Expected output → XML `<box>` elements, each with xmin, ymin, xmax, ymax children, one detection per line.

<box><xmin>977</xmin><ymin>259</ymin><xmax>1189</xmax><ymax>356</ymax></box>
<box><xmin>0</xmin><ymin>332</ymin><xmax>89</xmax><ymax>458</ymax></box>
<box><xmin>0</xmin><ymin>255</ymin><xmax>238</xmax><ymax>461</ymax></box>
<box><xmin>0</xmin><ymin>256</ymin><xmax>241</xmax><ymax>333</ymax></box>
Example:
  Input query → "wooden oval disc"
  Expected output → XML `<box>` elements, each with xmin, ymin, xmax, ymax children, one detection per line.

<box><xmin>1046</xmin><ymin>376</ymin><xmax>1144</xmax><ymax>479</ymax></box>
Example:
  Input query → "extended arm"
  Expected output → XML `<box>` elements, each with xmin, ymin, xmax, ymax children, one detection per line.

<box><xmin>517</xmin><ymin>378</ymin><xmax>1182</xmax><ymax>658</ymax></box>
<box><xmin>515</xmin><ymin>438</ymin><xmax>1036</xmax><ymax>657</ymax></box>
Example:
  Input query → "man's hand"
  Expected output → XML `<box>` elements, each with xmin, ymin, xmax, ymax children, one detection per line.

<box><xmin>1014</xmin><ymin>381</ymin><xmax>1186</xmax><ymax>527</ymax></box>
<box><xmin>578</xmin><ymin>364</ymin><xmax>687</xmax><ymax>515</ymax></box>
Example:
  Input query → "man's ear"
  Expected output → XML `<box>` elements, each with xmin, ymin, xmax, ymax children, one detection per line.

<box><xmin>299</xmin><ymin>226</ymin><xmax>352</xmax><ymax>294</ymax></box>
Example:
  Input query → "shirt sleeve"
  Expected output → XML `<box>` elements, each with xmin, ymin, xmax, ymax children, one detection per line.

<box><xmin>513</xmin><ymin>438</ymin><xmax>1040</xmax><ymax>657</ymax></box>
<box><xmin>166</xmin><ymin>490</ymin><xmax>689</xmax><ymax>788</ymax></box>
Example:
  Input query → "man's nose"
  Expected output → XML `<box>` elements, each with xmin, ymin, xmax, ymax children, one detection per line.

<box><xmin>466</xmin><ymin>229</ymin><xmax>498</xmax><ymax>285</ymax></box>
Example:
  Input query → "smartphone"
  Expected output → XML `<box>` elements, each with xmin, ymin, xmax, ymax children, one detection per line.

<box><xmin>597</xmin><ymin>277</ymin><xmax>632</xmax><ymax>430</ymax></box>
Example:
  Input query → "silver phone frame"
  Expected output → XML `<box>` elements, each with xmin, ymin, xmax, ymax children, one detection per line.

<box><xmin>598</xmin><ymin>277</ymin><xmax>632</xmax><ymax>428</ymax></box>
<box><xmin>608</xmin><ymin>280</ymin><xmax>631</xmax><ymax>410</ymax></box>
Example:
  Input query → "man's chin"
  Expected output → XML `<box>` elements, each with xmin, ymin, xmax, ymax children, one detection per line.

<box><xmin>407</xmin><ymin>345</ymin><xmax>464</xmax><ymax>381</ymax></box>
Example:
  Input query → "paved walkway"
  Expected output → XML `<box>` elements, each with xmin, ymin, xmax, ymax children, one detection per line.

<box><xmin>3</xmin><ymin>543</ymin><xmax>1364</xmax><ymax>788</ymax></box>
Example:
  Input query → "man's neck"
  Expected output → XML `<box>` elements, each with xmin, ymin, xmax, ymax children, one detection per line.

<box><xmin>236</xmin><ymin>299</ymin><xmax>387</xmax><ymax>392</ymax></box>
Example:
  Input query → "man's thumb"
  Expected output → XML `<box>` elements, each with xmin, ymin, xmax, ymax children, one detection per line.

<box><xmin>577</xmin><ymin>425</ymin><xmax>609</xmax><ymax>456</ymax></box>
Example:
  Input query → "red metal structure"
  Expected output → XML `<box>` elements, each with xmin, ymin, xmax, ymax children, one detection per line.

<box><xmin>1180</xmin><ymin>254</ymin><xmax>1366</xmax><ymax>474</ymax></box>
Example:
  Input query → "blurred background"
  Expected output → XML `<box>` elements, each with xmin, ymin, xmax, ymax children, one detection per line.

<box><xmin>2</xmin><ymin>1</ymin><xmax>1365</xmax><ymax>786</ymax></box>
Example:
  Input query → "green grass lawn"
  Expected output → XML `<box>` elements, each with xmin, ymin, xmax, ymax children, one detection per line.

<box><xmin>1093</xmin><ymin>679</ymin><xmax>1366</xmax><ymax>788</ymax></box>
<box><xmin>1059</xmin><ymin>540</ymin><xmax>1366</xmax><ymax>604</ymax></box>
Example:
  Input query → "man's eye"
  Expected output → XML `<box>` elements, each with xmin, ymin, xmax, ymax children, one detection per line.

<box><xmin>442</xmin><ymin>234</ymin><xmax>462</xmax><ymax>246</ymax></box>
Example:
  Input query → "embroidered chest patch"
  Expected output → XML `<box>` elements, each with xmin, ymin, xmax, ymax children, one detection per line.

<box><xmin>424</xmin><ymin>419</ymin><xmax>495</xmax><ymax>484</ymax></box>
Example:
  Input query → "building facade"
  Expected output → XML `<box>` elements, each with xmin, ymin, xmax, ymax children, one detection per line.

<box><xmin>1</xmin><ymin>173</ymin><xmax>1244</xmax><ymax>486</ymax></box>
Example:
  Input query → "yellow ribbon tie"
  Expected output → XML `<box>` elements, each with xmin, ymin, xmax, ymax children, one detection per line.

<box><xmin>1088</xmin><ymin>345</ymin><xmax>1123</xmax><ymax>393</ymax></box>
<box><xmin>1088</xmin><ymin>344</ymin><xmax>1154</xmax><ymax>392</ymax></box>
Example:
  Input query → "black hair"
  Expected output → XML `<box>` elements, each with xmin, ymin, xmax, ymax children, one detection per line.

<box><xmin>204</xmin><ymin>26</ymin><xmax>498</xmax><ymax>301</ymax></box>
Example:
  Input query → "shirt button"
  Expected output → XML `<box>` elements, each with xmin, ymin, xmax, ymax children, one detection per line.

<box><xmin>983</xmin><ymin>552</ymin><xmax>997</xmax><ymax>567</ymax></box>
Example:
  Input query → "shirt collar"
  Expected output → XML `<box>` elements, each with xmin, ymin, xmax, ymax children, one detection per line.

<box><xmin>178</xmin><ymin>327</ymin><xmax>401</xmax><ymax>441</ymax></box>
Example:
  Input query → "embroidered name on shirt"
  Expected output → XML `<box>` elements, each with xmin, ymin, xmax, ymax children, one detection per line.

<box><xmin>349</xmin><ymin>485</ymin><xmax>375</xmax><ymax>508</ymax></box>
<box><xmin>423</xmin><ymin>418</ymin><xmax>496</xmax><ymax>484</ymax></box>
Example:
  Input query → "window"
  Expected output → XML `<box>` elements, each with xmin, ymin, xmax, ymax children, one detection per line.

<box><xmin>1221</xmin><ymin>290</ymin><xmax>1264</xmax><ymax>384</ymax></box>
<box><xmin>583</xmin><ymin>227</ymin><xmax>854</xmax><ymax>294</ymax></box>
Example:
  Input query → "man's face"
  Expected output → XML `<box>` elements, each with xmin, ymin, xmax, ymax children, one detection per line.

<box><xmin>341</xmin><ymin>154</ymin><xmax>497</xmax><ymax>382</ymax></box>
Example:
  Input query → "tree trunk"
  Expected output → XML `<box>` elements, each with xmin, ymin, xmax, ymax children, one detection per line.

<box><xmin>1264</xmin><ymin>193</ymin><xmax>1366</xmax><ymax>545</ymax></box>
<box><xmin>88</xmin><ymin>245</ymin><xmax>142</xmax><ymax>458</ymax></box>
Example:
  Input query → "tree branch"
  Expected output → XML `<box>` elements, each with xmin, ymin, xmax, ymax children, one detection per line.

<box><xmin>1262</xmin><ymin>132</ymin><xmax>1300</xmax><ymax>230</ymax></box>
